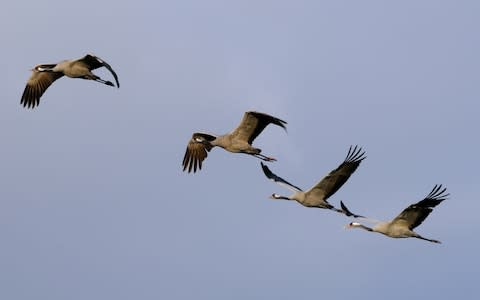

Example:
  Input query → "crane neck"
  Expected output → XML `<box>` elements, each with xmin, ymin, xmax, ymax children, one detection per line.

<box><xmin>351</xmin><ymin>223</ymin><xmax>374</xmax><ymax>232</ymax></box>
<box><xmin>270</xmin><ymin>194</ymin><xmax>292</xmax><ymax>201</ymax></box>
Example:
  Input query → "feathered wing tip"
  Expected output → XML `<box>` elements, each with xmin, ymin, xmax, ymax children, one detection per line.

<box><xmin>182</xmin><ymin>144</ymin><xmax>207</xmax><ymax>173</ymax></box>
<box><xmin>271</xmin><ymin>115</ymin><xmax>287</xmax><ymax>131</ymax></box>
<box><xmin>340</xmin><ymin>201</ymin><xmax>365</xmax><ymax>218</ymax></box>
<box><xmin>20</xmin><ymin>70</ymin><xmax>64</xmax><ymax>109</ymax></box>
<box><xmin>344</xmin><ymin>145</ymin><xmax>366</xmax><ymax>163</ymax></box>
<box><xmin>260</xmin><ymin>162</ymin><xmax>303</xmax><ymax>192</ymax></box>
<box><xmin>81</xmin><ymin>54</ymin><xmax>120</xmax><ymax>88</ymax></box>
<box><xmin>181</xmin><ymin>133</ymin><xmax>216</xmax><ymax>173</ymax></box>
<box><xmin>20</xmin><ymin>85</ymin><xmax>40</xmax><ymax>109</ymax></box>
<box><xmin>98</xmin><ymin>57</ymin><xmax>120</xmax><ymax>88</ymax></box>
<box><xmin>425</xmin><ymin>184</ymin><xmax>449</xmax><ymax>201</ymax></box>
<box><xmin>182</xmin><ymin>146</ymin><xmax>201</xmax><ymax>173</ymax></box>
<box><xmin>416</xmin><ymin>184</ymin><xmax>449</xmax><ymax>208</ymax></box>
<box><xmin>250</xmin><ymin>111</ymin><xmax>287</xmax><ymax>131</ymax></box>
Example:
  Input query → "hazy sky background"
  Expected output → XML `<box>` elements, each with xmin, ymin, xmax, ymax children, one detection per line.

<box><xmin>1</xmin><ymin>1</ymin><xmax>479</xmax><ymax>299</ymax></box>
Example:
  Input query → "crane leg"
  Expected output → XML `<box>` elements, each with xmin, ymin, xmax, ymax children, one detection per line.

<box><xmin>254</xmin><ymin>153</ymin><xmax>277</xmax><ymax>162</ymax></box>
<box><xmin>94</xmin><ymin>77</ymin><xmax>115</xmax><ymax>87</ymax></box>
<box><xmin>86</xmin><ymin>74</ymin><xmax>114</xmax><ymax>87</ymax></box>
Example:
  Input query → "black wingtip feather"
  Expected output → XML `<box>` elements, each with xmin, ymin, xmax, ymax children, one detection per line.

<box><xmin>340</xmin><ymin>201</ymin><xmax>365</xmax><ymax>218</ymax></box>
<box><xmin>260</xmin><ymin>162</ymin><xmax>303</xmax><ymax>191</ymax></box>
<box><xmin>260</xmin><ymin>162</ymin><xmax>273</xmax><ymax>178</ymax></box>
<box><xmin>344</xmin><ymin>145</ymin><xmax>366</xmax><ymax>163</ymax></box>
<box><xmin>425</xmin><ymin>184</ymin><xmax>449</xmax><ymax>202</ymax></box>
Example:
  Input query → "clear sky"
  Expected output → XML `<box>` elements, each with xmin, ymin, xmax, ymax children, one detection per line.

<box><xmin>1</xmin><ymin>1</ymin><xmax>479</xmax><ymax>299</ymax></box>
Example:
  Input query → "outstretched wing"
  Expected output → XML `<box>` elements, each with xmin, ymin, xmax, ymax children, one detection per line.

<box><xmin>307</xmin><ymin>146</ymin><xmax>366</xmax><ymax>201</ymax></box>
<box><xmin>21</xmin><ymin>70</ymin><xmax>64</xmax><ymax>109</ymax></box>
<box><xmin>260</xmin><ymin>162</ymin><xmax>303</xmax><ymax>192</ymax></box>
<box><xmin>182</xmin><ymin>133</ymin><xmax>216</xmax><ymax>173</ymax></box>
<box><xmin>77</xmin><ymin>54</ymin><xmax>120</xmax><ymax>87</ymax></box>
<box><xmin>392</xmin><ymin>184</ymin><xmax>448</xmax><ymax>230</ymax></box>
<box><xmin>230</xmin><ymin>111</ymin><xmax>287</xmax><ymax>144</ymax></box>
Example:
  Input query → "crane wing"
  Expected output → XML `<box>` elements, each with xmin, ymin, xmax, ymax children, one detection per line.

<box><xmin>21</xmin><ymin>70</ymin><xmax>64</xmax><ymax>108</ymax></box>
<box><xmin>77</xmin><ymin>54</ymin><xmax>120</xmax><ymax>87</ymax></box>
<box><xmin>392</xmin><ymin>184</ymin><xmax>448</xmax><ymax>230</ymax></box>
<box><xmin>230</xmin><ymin>111</ymin><xmax>286</xmax><ymax>144</ymax></box>
<box><xmin>182</xmin><ymin>133</ymin><xmax>216</xmax><ymax>173</ymax></box>
<box><xmin>340</xmin><ymin>201</ymin><xmax>365</xmax><ymax>218</ymax></box>
<box><xmin>260</xmin><ymin>162</ymin><xmax>303</xmax><ymax>192</ymax></box>
<box><xmin>307</xmin><ymin>146</ymin><xmax>366</xmax><ymax>201</ymax></box>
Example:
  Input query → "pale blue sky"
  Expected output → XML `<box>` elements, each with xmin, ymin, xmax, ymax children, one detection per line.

<box><xmin>1</xmin><ymin>1</ymin><xmax>479</xmax><ymax>299</ymax></box>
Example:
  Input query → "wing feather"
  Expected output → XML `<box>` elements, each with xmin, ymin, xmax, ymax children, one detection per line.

<box><xmin>76</xmin><ymin>54</ymin><xmax>120</xmax><ymax>87</ymax></box>
<box><xmin>340</xmin><ymin>201</ymin><xmax>365</xmax><ymax>218</ymax></box>
<box><xmin>307</xmin><ymin>145</ymin><xmax>366</xmax><ymax>201</ymax></box>
<box><xmin>230</xmin><ymin>111</ymin><xmax>287</xmax><ymax>144</ymax></box>
<box><xmin>21</xmin><ymin>71</ymin><xmax>63</xmax><ymax>108</ymax></box>
<box><xmin>260</xmin><ymin>162</ymin><xmax>303</xmax><ymax>192</ymax></box>
<box><xmin>182</xmin><ymin>133</ymin><xmax>216</xmax><ymax>173</ymax></box>
<box><xmin>392</xmin><ymin>184</ymin><xmax>448</xmax><ymax>230</ymax></box>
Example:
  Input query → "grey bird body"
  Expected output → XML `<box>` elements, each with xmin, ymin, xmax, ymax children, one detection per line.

<box><xmin>21</xmin><ymin>54</ymin><xmax>119</xmax><ymax>108</ymax></box>
<box><xmin>346</xmin><ymin>184</ymin><xmax>448</xmax><ymax>243</ymax></box>
<box><xmin>182</xmin><ymin>111</ymin><xmax>287</xmax><ymax>173</ymax></box>
<box><xmin>262</xmin><ymin>145</ymin><xmax>366</xmax><ymax>217</ymax></box>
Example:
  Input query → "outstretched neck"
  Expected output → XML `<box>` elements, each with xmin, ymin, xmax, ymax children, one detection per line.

<box><xmin>358</xmin><ymin>224</ymin><xmax>373</xmax><ymax>232</ymax></box>
<box><xmin>270</xmin><ymin>194</ymin><xmax>292</xmax><ymax>201</ymax></box>
<box><xmin>349</xmin><ymin>222</ymin><xmax>373</xmax><ymax>232</ymax></box>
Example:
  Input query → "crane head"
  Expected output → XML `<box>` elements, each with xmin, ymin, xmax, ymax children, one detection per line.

<box><xmin>345</xmin><ymin>222</ymin><xmax>361</xmax><ymax>229</ymax></box>
<box><xmin>269</xmin><ymin>193</ymin><xmax>290</xmax><ymax>200</ymax></box>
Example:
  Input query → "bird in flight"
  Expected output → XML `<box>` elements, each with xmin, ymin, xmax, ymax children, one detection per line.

<box><xmin>261</xmin><ymin>145</ymin><xmax>366</xmax><ymax>217</ymax></box>
<box><xmin>21</xmin><ymin>54</ymin><xmax>119</xmax><ymax>108</ymax></box>
<box><xmin>344</xmin><ymin>184</ymin><xmax>448</xmax><ymax>243</ymax></box>
<box><xmin>182</xmin><ymin>111</ymin><xmax>287</xmax><ymax>173</ymax></box>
